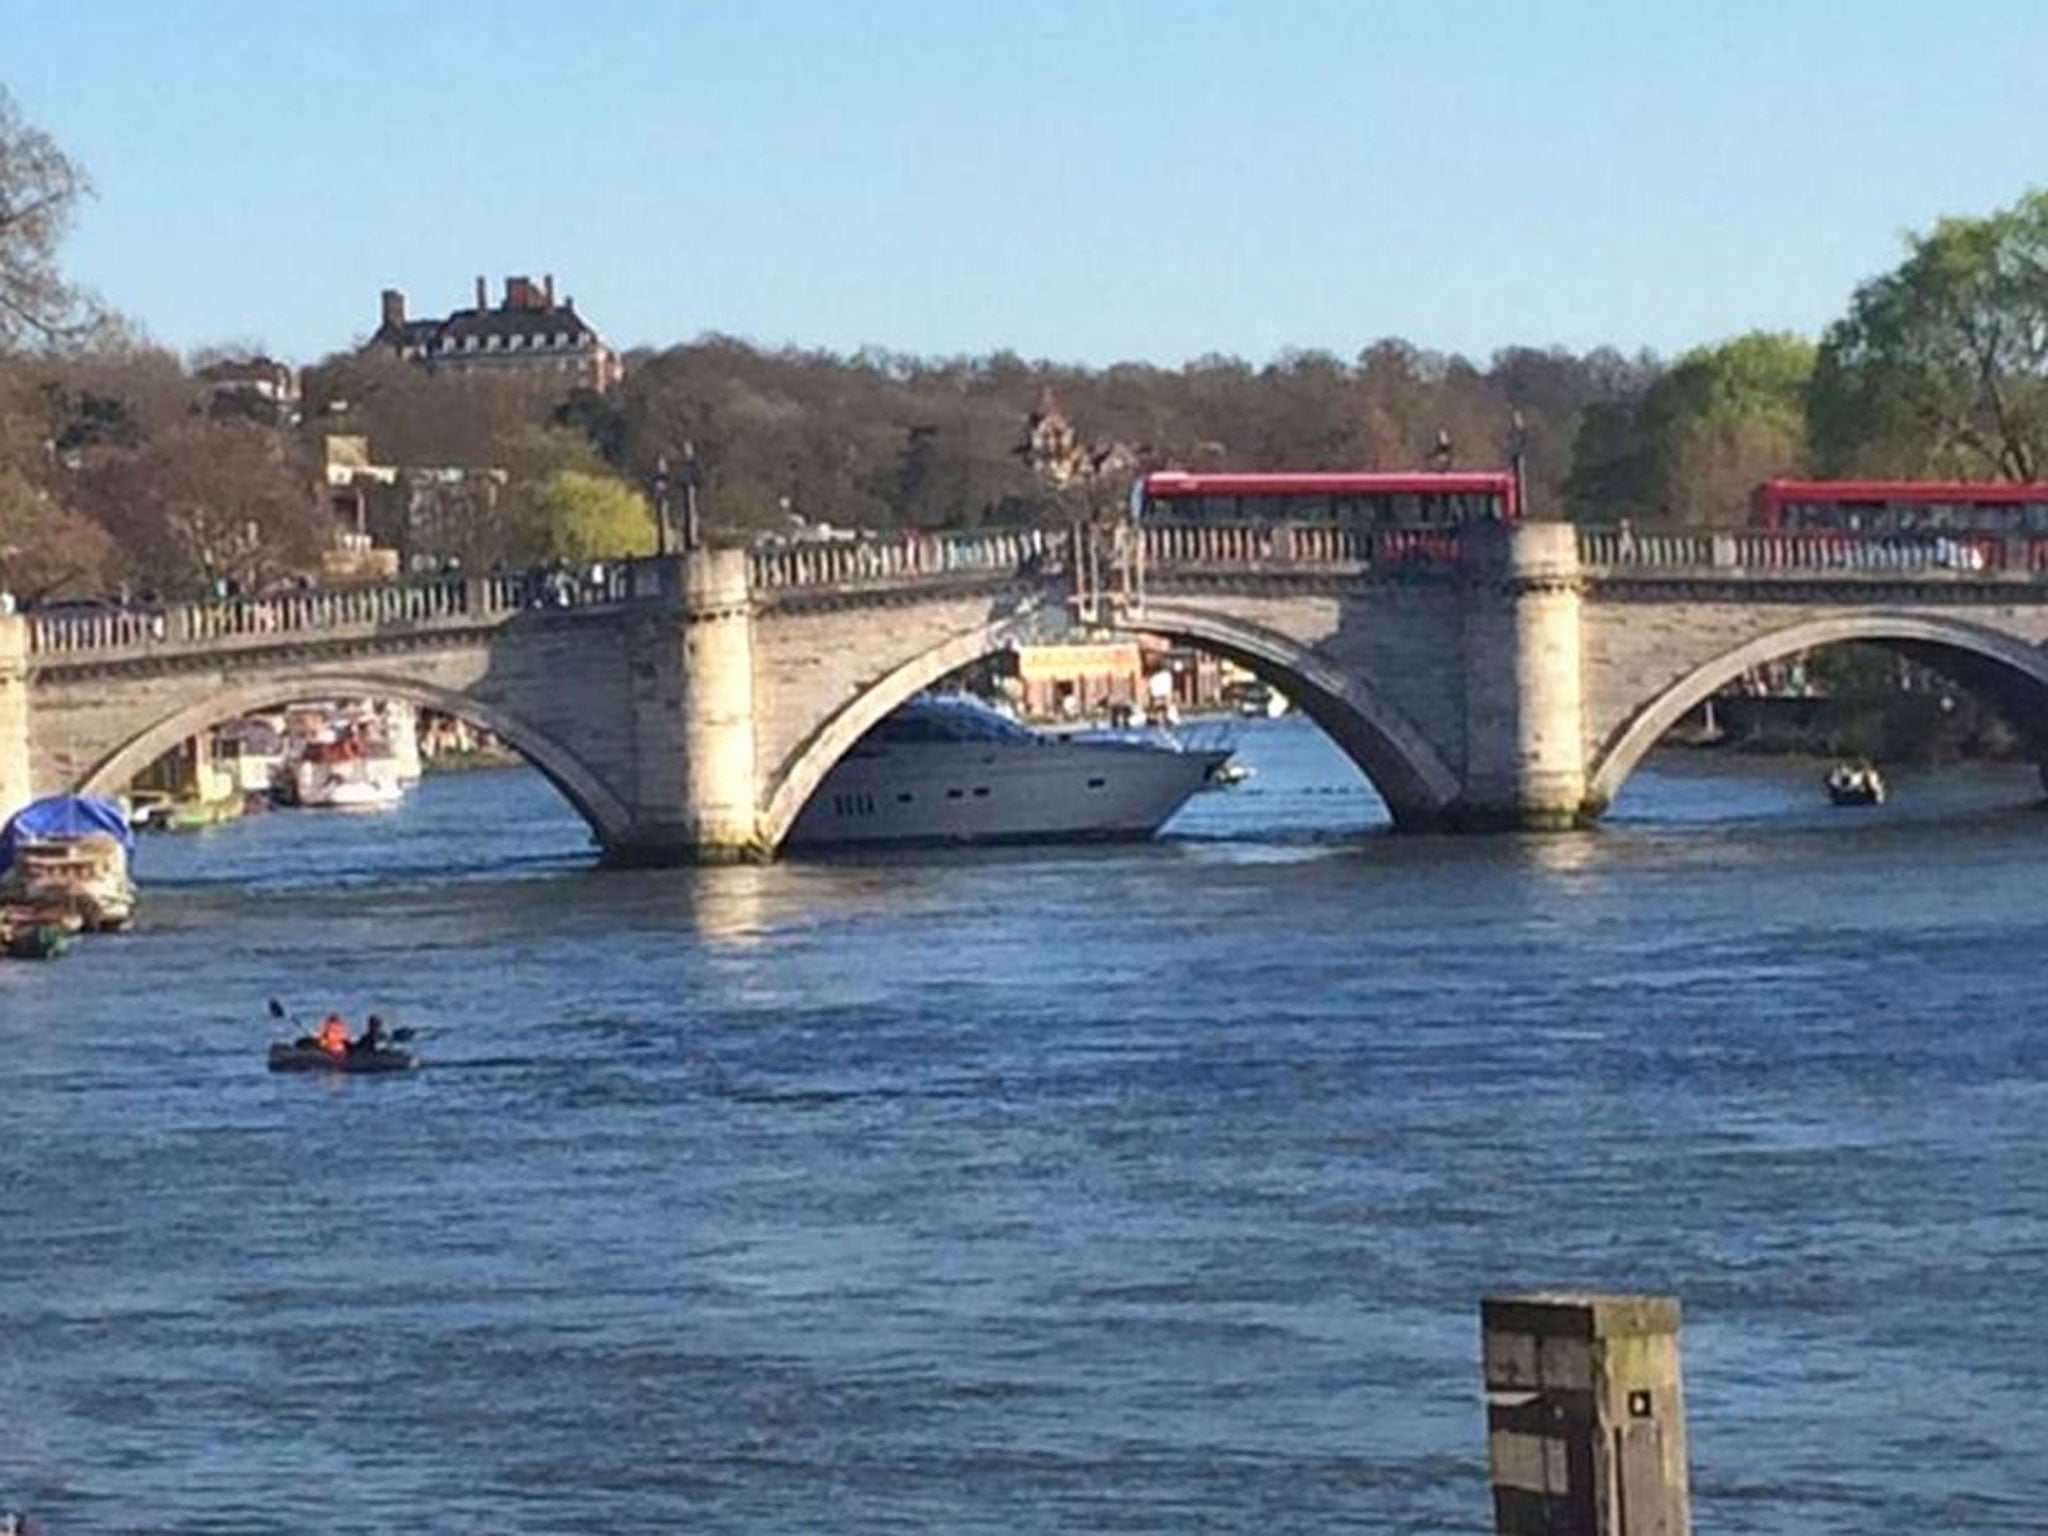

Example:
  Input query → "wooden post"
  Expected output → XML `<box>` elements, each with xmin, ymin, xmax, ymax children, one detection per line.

<box><xmin>0</xmin><ymin>615</ymin><xmax>31</xmax><ymax>824</ymax></box>
<box><xmin>1481</xmin><ymin>1293</ymin><xmax>1691</xmax><ymax>1536</ymax></box>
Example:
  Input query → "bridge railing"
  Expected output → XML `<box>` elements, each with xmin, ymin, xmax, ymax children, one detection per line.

<box><xmin>745</xmin><ymin>520</ymin><xmax>1475</xmax><ymax>595</ymax></box>
<box><xmin>748</xmin><ymin>528</ymin><xmax>1057</xmax><ymax>590</ymax></box>
<box><xmin>26</xmin><ymin>563</ymin><xmax>652</xmax><ymax>659</ymax></box>
<box><xmin>1141</xmin><ymin>524</ymin><xmax>1357</xmax><ymax>565</ymax></box>
<box><xmin>1140</xmin><ymin>522</ymin><xmax>1462</xmax><ymax>569</ymax></box>
<box><xmin>1580</xmin><ymin>527</ymin><xmax>2038</xmax><ymax>575</ymax></box>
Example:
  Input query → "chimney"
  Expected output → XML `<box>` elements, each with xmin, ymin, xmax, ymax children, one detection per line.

<box><xmin>505</xmin><ymin>276</ymin><xmax>540</xmax><ymax>310</ymax></box>
<box><xmin>475</xmin><ymin>275</ymin><xmax>487</xmax><ymax>311</ymax></box>
<box><xmin>380</xmin><ymin>288</ymin><xmax>406</xmax><ymax>329</ymax></box>
<box><xmin>543</xmin><ymin>273</ymin><xmax>555</xmax><ymax>308</ymax></box>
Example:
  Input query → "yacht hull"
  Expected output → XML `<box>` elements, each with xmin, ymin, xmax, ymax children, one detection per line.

<box><xmin>786</xmin><ymin>738</ymin><xmax>1229</xmax><ymax>849</ymax></box>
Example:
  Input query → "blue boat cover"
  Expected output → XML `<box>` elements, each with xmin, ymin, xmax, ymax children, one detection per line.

<box><xmin>0</xmin><ymin>794</ymin><xmax>134</xmax><ymax>872</ymax></box>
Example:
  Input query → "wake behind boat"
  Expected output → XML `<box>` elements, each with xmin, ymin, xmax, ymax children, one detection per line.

<box><xmin>784</xmin><ymin>693</ymin><xmax>1232</xmax><ymax>849</ymax></box>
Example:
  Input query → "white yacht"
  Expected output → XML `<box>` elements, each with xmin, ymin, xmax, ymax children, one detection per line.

<box><xmin>270</xmin><ymin>701</ymin><xmax>412</xmax><ymax>811</ymax></box>
<box><xmin>785</xmin><ymin>693</ymin><xmax>1232</xmax><ymax>849</ymax></box>
<box><xmin>287</xmin><ymin>739</ymin><xmax>406</xmax><ymax>811</ymax></box>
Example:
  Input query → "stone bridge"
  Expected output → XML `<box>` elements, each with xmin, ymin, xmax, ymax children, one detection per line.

<box><xmin>5</xmin><ymin>520</ymin><xmax>2048</xmax><ymax>860</ymax></box>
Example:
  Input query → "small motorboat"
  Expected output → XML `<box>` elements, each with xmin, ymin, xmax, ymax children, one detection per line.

<box><xmin>1825</xmin><ymin>761</ymin><xmax>1886</xmax><ymax>807</ymax></box>
<box><xmin>266</xmin><ymin>1041</ymin><xmax>418</xmax><ymax>1074</ymax></box>
<box><xmin>3</xmin><ymin>921</ymin><xmax>74</xmax><ymax>960</ymax></box>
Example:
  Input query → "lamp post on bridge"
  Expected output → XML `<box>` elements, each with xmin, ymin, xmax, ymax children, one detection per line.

<box><xmin>680</xmin><ymin>440</ymin><xmax>702</xmax><ymax>552</ymax></box>
<box><xmin>1508</xmin><ymin>410</ymin><xmax>1529</xmax><ymax>519</ymax></box>
<box><xmin>652</xmin><ymin>454</ymin><xmax>672</xmax><ymax>558</ymax></box>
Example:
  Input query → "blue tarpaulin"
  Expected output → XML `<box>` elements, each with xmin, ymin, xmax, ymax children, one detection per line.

<box><xmin>0</xmin><ymin>795</ymin><xmax>133</xmax><ymax>873</ymax></box>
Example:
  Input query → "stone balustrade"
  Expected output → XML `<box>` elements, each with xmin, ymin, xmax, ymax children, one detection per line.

<box><xmin>1138</xmin><ymin>523</ymin><xmax>1465</xmax><ymax>568</ymax></box>
<box><xmin>748</xmin><ymin>527</ymin><xmax>1057</xmax><ymax>590</ymax></box>
<box><xmin>28</xmin><ymin>563</ymin><xmax>647</xmax><ymax>660</ymax></box>
<box><xmin>1141</xmin><ymin>523</ymin><xmax>1361</xmax><ymax>566</ymax></box>
<box><xmin>1578</xmin><ymin>526</ymin><xmax>2046</xmax><ymax>576</ymax></box>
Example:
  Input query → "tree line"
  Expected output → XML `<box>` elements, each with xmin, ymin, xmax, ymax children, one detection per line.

<box><xmin>6</xmin><ymin>83</ymin><xmax>2048</xmax><ymax>603</ymax></box>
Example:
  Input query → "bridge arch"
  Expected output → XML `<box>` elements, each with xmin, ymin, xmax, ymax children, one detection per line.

<box><xmin>75</xmin><ymin>672</ymin><xmax>632</xmax><ymax>845</ymax></box>
<box><xmin>758</xmin><ymin>605</ymin><xmax>1461</xmax><ymax>850</ymax></box>
<box><xmin>1116</xmin><ymin>601</ymin><xmax>1461</xmax><ymax>823</ymax></box>
<box><xmin>1587</xmin><ymin>610</ymin><xmax>2048</xmax><ymax>810</ymax></box>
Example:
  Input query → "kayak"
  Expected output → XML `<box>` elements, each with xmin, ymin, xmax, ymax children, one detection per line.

<box><xmin>266</xmin><ymin>1042</ymin><xmax>418</xmax><ymax>1074</ymax></box>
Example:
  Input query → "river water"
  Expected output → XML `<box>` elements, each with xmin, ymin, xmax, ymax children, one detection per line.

<box><xmin>2</xmin><ymin>716</ymin><xmax>2044</xmax><ymax>1535</ymax></box>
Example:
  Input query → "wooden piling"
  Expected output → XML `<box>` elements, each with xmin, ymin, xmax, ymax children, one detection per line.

<box><xmin>1481</xmin><ymin>1293</ymin><xmax>1691</xmax><ymax>1536</ymax></box>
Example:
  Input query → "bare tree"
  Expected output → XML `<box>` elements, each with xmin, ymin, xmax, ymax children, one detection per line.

<box><xmin>72</xmin><ymin>419</ymin><xmax>329</xmax><ymax>595</ymax></box>
<box><xmin>0</xmin><ymin>87</ymin><xmax>98</xmax><ymax>349</ymax></box>
<box><xmin>0</xmin><ymin>465</ymin><xmax>115</xmax><ymax>600</ymax></box>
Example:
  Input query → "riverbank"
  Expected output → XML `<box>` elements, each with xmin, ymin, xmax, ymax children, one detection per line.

<box><xmin>1675</xmin><ymin>692</ymin><xmax>2023</xmax><ymax>764</ymax></box>
<box><xmin>419</xmin><ymin>747</ymin><xmax>523</xmax><ymax>775</ymax></box>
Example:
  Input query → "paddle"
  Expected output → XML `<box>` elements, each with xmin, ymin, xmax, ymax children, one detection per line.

<box><xmin>268</xmin><ymin>996</ymin><xmax>310</xmax><ymax>1040</ymax></box>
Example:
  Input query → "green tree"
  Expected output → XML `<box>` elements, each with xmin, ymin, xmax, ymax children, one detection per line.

<box><xmin>0</xmin><ymin>86</ymin><xmax>99</xmax><ymax>348</ymax></box>
<box><xmin>1567</xmin><ymin>332</ymin><xmax>1812</xmax><ymax>524</ymax></box>
<box><xmin>509</xmin><ymin>469</ymin><xmax>655</xmax><ymax>564</ymax></box>
<box><xmin>1811</xmin><ymin>191</ymin><xmax>2048</xmax><ymax>479</ymax></box>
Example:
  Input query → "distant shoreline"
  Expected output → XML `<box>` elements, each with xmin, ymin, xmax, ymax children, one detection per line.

<box><xmin>420</xmin><ymin>749</ymin><xmax>523</xmax><ymax>776</ymax></box>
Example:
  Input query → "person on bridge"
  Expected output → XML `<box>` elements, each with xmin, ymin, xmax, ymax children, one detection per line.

<box><xmin>317</xmin><ymin>1014</ymin><xmax>351</xmax><ymax>1057</ymax></box>
<box><xmin>352</xmin><ymin>1014</ymin><xmax>389</xmax><ymax>1055</ymax></box>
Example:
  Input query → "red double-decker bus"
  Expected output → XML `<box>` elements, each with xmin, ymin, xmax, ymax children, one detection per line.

<box><xmin>1753</xmin><ymin>478</ymin><xmax>2048</xmax><ymax>535</ymax></box>
<box><xmin>1133</xmin><ymin>470</ymin><xmax>1519</xmax><ymax>527</ymax></box>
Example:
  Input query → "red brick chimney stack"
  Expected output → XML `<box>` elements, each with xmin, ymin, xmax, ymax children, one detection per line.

<box><xmin>475</xmin><ymin>275</ymin><xmax>487</xmax><ymax>310</ymax></box>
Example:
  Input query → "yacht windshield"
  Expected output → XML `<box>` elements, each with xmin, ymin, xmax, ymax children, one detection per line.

<box><xmin>866</xmin><ymin>694</ymin><xmax>1040</xmax><ymax>745</ymax></box>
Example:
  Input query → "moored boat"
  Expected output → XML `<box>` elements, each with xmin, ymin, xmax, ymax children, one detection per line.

<box><xmin>286</xmin><ymin>738</ymin><xmax>406</xmax><ymax>811</ymax></box>
<box><xmin>0</xmin><ymin>795</ymin><xmax>137</xmax><ymax>931</ymax></box>
<box><xmin>2</xmin><ymin>918</ymin><xmax>75</xmax><ymax>960</ymax></box>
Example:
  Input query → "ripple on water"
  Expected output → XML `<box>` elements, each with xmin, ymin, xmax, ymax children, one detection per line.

<box><xmin>3</xmin><ymin>736</ymin><xmax>2048</xmax><ymax>1533</ymax></box>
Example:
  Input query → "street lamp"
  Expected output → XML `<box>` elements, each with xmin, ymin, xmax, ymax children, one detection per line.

<box><xmin>680</xmin><ymin>440</ymin><xmax>702</xmax><ymax>552</ymax></box>
<box><xmin>1508</xmin><ymin>410</ymin><xmax>1529</xmax><ymax>519</ymax></box>
<box><xmin>652</xmin><ymin>454</ymin><xmax>672</xmax><ymax>557</ymax></box>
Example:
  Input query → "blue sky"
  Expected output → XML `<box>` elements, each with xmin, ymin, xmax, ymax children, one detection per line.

<box><xmin>5</xmin><ymin>0</ymin><xmax>2044</xmax><ymax>368</ymax></box>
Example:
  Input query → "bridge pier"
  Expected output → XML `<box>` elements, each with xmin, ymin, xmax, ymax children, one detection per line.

<box><xmin>0</xmin><ymin>616</ymin><xmax>30</xmax><ymax>825</ymax></box>
<box><xmin>1449</xmin><ymin>522</ymin><xmax>1590</xmax><ymax>831</ymax></box>
<box><xmin>608</xmin><ymin>549</ymin><xmax>768</xmax><ymax>865</ymax></box>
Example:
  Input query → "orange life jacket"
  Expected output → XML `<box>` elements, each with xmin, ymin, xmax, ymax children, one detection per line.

<box><xmin>318</xmin><ymin>1017</ymin><xmax>350</xmax><ymax>1056</ymax></box>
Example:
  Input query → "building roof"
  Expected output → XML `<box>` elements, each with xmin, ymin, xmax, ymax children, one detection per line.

<box><xmin>376</xmin><ymin>318</ymin><xmax>442</xmax><ymax>350</ymax></box>
<box><xmin>435</xmin><ymin>304</ymin><xmax>597</xmax><ymax>345</ymax></box>
<box><xmin>368</xmin><ymin>278</ymin><xmax>611</xmax><ymax>357</ymax></box>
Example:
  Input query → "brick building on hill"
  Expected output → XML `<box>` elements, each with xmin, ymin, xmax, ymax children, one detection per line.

<box><xmin>368</xmin><ymin>275</ymin><xmax>623</xmax><ymax>390</ymax></box>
